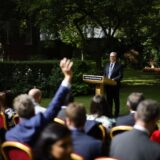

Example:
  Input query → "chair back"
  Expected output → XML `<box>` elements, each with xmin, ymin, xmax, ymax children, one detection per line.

<box><xmin>85</xmin><ymin>120</ymin><xmax>107</xmax><ymax>142</ymax></box>
<box><xmin>13</xmin><ymin>114</ymin><xmax>20</xmax><ymax>125</ymax></box>
<box><xmin>53</xmin><ymin>117</ymin><xmax>65</xmax><ymax>125</ymax></box>
<box><xmin>95</xmin><ymin>157</ymin><xmax>118</xmax><ymax>160</ymax></box>
<box><xmin>110</xmin><ymin>125</ymin><xmax>133</xmax><ymax>138</ymax></box>
<box><xmin>1</xmin><ymin>141</ymin><xmax>32</xmax><ymax>160</ymax></box>
<box><xmin>71</xmin><ymin>153</ymin><xmax>84</xmax><ymax>160</ymax></box>
<box><xmin>0</xmin><ymin>112</ymin><xmax>7</xmax><ymax>130</ymax></box>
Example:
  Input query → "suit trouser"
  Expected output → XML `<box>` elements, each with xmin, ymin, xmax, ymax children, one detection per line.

<box><xmin>106</xmin><ymin>85</ymin><xmax>120</xmax><ymax>117</ymax></box>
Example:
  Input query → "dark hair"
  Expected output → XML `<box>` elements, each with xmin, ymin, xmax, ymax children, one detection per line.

<box><xmin>127</xmin><ymin>92</ymin><xmax>144</xmax><ymax>111</ymax></box>
<box><xmin>4</xmin><ymin>90</ymin><xmax>15</xmax><ymax>109</ymax></box>
<box><xmin>65</xmin><ymin>103</ymin><xmax>86</xmax><ymax>128</ymax></box>
<box><xmin>90</xmin><ymin>95</ymin><xmax>108</xmax><ymax>117</ymax></box>
<box><xmin>137</xmin><ymin>99</ymin><xmax>160</xmax><ymax>123</ymax></box>
<box><xmin>0</xmin><ymin>92</ymin><xmax>6</xmax><ymax>112</ymax></box>
<box><xmin>63</xmin><ymin>91</ymin><xmax>74</xmax><ymax>106</ymax></box>
<box><xmin>33</xmin><ymin>123</ymin><xmax>71</xmax><ymax>160</ymax></box>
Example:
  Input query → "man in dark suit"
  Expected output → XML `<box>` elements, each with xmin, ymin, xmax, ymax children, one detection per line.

<box><xmin>5</xmin><ymin>58</ymin><xmax>73</xmax><ymax>146</ymax></box>
<box><xmin>104</xmin><ymin>52</ymin><xmax>123</xmax><ymax>117</ymax></box>
<box><xmin>110</xmin><ymin>99</ymin><xmax>160</xmax><ymax>160</ymax></box>
<box><xmin>65</xmin><ymin>103</ymin><xmax>103</xmax><ymax>160</ymax></box>
<box><xmin>116</xmin><ymin>92</ymin><xmax>144</xmax><ymax>126</ymax></box>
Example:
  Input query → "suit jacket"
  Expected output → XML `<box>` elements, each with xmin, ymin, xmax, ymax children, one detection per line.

<box><xmin>116</xmin><ymin>113</ymin><xmax>135</xmax><ymax>126</ymax></box>
<box><xmin>104</xmin><ymin>62</ymin><xmax>123</xmax><ymax>84</ymax></box>
<box><xmin>5</xmin><ymin>85</ymin><xmax>70</xmax><ymax>147</ymax></box>
<box><xmin>110</xmin><ymin>129</ymin><xmax>160</xmax><ymax>160</ymax></box>
<box><xmin>72</xmin><ymin>129</ymin><xmax>103</xmax><ymax>160</ymax></box>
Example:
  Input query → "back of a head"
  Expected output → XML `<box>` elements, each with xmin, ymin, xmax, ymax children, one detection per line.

<box><xmin>63</xmin><ymin>91</ymin><xmax>74</xmax><ymax>106</ymax></box>
<box><xmin>127</xmin><ymin>92</ymin><xmax>144</xmax><ymax>111</ymax></box>
<box><xmin>65</xmin><ymin>102</ymin><xmax>86</xmax><ymax>128</ymax></box>
<box><xmin>0</xmin><ymin>92</ymin><xmax>6</xmax><ymax>110</ymax></box>
<box><xmin>28</xmin><ymin>88</ymin><xmax>41</xmax><ymax>103</ymax></box>
<box><xmin>90</xmin><ymin>95</ymin><xmax>108</xmax><ymax>117</ymax></box>
<box><xmin>14</xmin><ymin>94</ymin><xmax>35</xmax><ymax>119</ymax></box>
<box><xmin>136</xmin><ymin>99</ymin><xmax>160</xmax><ymax>123</ymax></box>
<box><xmin>34</xmin><ymin>123</ymin><xmax>71</xmax><ymax>160</ymax></box>
<box><xmin>4</xmin><ymin>90</ymin><xmax>15</xmax><ymax>108</ymax></box>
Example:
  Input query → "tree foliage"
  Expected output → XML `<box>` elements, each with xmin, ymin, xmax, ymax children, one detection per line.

<box><xmin>0</xmin><ymin>0</ymin><xmax>160</xmax><ymax>63</ymax></box>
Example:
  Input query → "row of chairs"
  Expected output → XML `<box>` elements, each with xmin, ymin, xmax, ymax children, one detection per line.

<box><xmin>1</xmin><ymin>142</ymin><xmax>85</xmax><ymax>160</ymax></box>
<box><xmin>0</xmin><ymin>115</ymin><xmax>132</xmax><ymax>160</ymax></box>
<box><xmin>54</xmin><ymin>117</ymin><xmax>133</xmax><ymax>139</ymax></box>
<box><xmin>0</xmin><ymin>112</ymin><xmax>133</xmax><ymax>139</ymax></box>
<box><xmin>1</xmin><ymin>141</ymin><xmax>118</xmax><ymax>160</ymax></box>
<box><xmin>0</xmin><ymin>112</ymin><xmax>19</xmax><ymax>130</ymax></box>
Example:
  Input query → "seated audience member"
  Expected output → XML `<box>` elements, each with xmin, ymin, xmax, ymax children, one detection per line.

<box><xmin>65</xmin><ymin>102</ymin><xmax>103</xmax><ymax>160</ymax></box>
<box><xmin>116</xmin><ymin>92</ymin><xmax>144</xmax><ymax>126</ymax></box>
<box><xmin>0</xmin><ymin>92</ymin><xmax>6</xmax><ymax>112</ymax></box>
<box><xmin>0</xmin><ymin>91</ymin><xmax>16</xmax><ymax>129</ymax></box>
<box><xmin>57</xmin><ymin>91</ymin><xmax>74</xmax><ymax>121</ymax></box>
<box><xmin>28</xmin><ymin>88</ymin><xmax>46</xmax><ymax>114</ymax></box>
<box><xmin>87</xmin><ymin>95</ymin><xmax>115</xmax><ymax>129</ymax></box>
<box><xmin>151</xmin><ymin>130</ymin><xmax>160</xmax><ymax>144</ymax></box>
<box><xmin>0</xmin><ymin>92</ymin><xmax>7</xmax><ymax>143</ymax></box>
<box><xmin>5</xmin><ymin>58</ymin><xmax>73</xmax><ymax>147</ymax></box>
<box><xmin>33</xmin><ymin>123</ymin><xmax>72</xmax><ymax>160</ymax></box>
<box><xmin>110</xmin><ymin>99</ymin><xmax>160</xmax><ymax>160</ymax></box>
<box><xmin>4</xmin><ymin>90</ymin><xmax>16</xmax><ymax>128</ymax></box>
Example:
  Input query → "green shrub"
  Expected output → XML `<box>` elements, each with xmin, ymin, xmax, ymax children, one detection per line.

<box><xmin>0</xmin><ymin>60</ymin><xmax>97</xmax><ymax>97</ymax></box>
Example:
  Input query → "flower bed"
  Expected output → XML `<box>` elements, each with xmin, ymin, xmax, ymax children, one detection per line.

<box><xmin>143</xmin><ymin>67</ymin><xmax>160</xmax><ymax>74</ymax></box>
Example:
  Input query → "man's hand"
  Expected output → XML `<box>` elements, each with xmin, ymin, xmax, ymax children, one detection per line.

<box><xmin>60</xmin><ymin>58</ymin><xmax>73</xmax><ymax>82</ymax></box>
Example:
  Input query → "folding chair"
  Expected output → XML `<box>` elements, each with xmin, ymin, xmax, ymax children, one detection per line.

<box><xmin>0</xmin><ymin>112</ymin><xmax>7</xmax><ymax>130</ymax></box>
<box><xmin>1</xmin><ymin>141</ymin><xmax>32</xmax><ymax>160</ymax></box>
<box><xmin>95</xmin><ymin>157</ymin><xmax>118</xmax><ymax>160</ymax></box>
<box><xmin>53</xmin><ymin>117</ymin><xmax>65</xmax><ymax>125</ymax></box>
<box><xmin>13</xmin><ymin>114</ymin><xmax>20</xmax><ymax>125</ymax></box>
<box><xmin>110</xmin><ymin>125</ymin><xmax>133</xmax><ymax>138</ymax></box>
<box><xmin>71</xmin><ymin>153</ymin><xmax>84</xmax><ymax>160</ymax></box>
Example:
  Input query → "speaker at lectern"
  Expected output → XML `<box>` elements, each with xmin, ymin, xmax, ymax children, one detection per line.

<box><xmin>83</xmin><ymin>75</ymin><xmax>116</xmax><ymax>95</ymax></box>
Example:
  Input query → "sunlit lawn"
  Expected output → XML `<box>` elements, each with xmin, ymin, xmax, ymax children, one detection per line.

<box><xmin>41</xmin><ymin>68</ymin><xmax>160</xmax><ymax>115</ymax></box>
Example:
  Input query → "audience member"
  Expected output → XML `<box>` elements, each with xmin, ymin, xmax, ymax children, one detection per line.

<box><xmin>33</xmin><ymin>123</ymin><xmax>72</xmax><ymax>160</ymax></box>
<box><xmin>151</xmin><ymin>130</ymin><xmax>160</xmax><ymax>144</ymax></box>
<box><xmin>4</xmin><ymin>90</ymin><xmax>16</xmax><ymax>128</ymax></box>
<box><xmin>28</xmin><ymin>88</ymin><xmax>46</xmax><ymax>114</ymax></box>
<box><xmin>87</xmin><ymin>95</ymin><xmax>115</xmax><ymax>129</ymax></box>
<box><xmin>5</xmin><ymin>58</ymin><xmax>73</xmax><ymax>147</ymax></box>
<box><xmin>0</xmin><ymin>92</ymin><xmax>7</xmax><ymax>143</ymax></box>
<box><xmin>116</xmin><ymin>92</ymin><xmax>144</xmax><ymax>126</ymax></box>
<box><xmin>0</xmin><ymin>92</ymin><xmax>6</xmax><ymax>112</ymax></box>
<box><xmin>57</xmin><ymin>91</ymin><xmax>74</xmax><ymax>121</ymax></box>
<box><xmin>65</xmin><ymin>102</ymin><xmax>103</xmax><ymax>160</ymax></box>
<box><xmin>110</xmin><ymin>99</ymin><xmax>160</xmax><ymax>160</ymax></box>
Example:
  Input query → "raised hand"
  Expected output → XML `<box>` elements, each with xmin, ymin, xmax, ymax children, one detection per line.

<box><xmin>60</xmin><ymin>58</ymin><xmax>73</xmax><ymax>82</ymax></box>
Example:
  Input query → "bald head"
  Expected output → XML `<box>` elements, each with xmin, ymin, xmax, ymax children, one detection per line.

<box><xmin>28</xmin><ymin>88</ymin><xmax>42</xmax><ymax>103</ymax></box>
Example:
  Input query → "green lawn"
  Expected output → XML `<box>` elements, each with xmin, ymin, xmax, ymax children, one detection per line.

<box><xmin>41</xmin><ymin>68</ymin><xmax>160</xmax><ymax>115</ymax></box>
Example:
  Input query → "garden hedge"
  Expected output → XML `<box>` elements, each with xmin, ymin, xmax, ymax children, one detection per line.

<box><xmin>0</xmin><ymin>60</ymin><xmax>97</xmax><ymax>97</ymax></box>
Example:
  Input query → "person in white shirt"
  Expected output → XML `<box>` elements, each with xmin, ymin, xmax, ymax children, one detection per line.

<box><xmin>87</xmin><ymin>95</ymin><xmax>115</xmax><ymax>129</ymax></box>
<box><xmin>28</xmin><ymin>88</ymin><xmax>46</xmax><ymax>114</ymax></box>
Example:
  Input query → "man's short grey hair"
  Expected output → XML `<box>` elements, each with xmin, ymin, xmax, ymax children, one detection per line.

<box><xmin>127</xmin><ymin>92</ymin><xmax>144</xmax><ymax>111</ymax></box>
<box><xmin>14</xmin><ymin>94</ymin><xmax>35</xmax><ymax>119</ymax></box>
<box><xmin>110</xmin><ymin>52</ymin><xmax>117</xmax><ymax>56</ymax></box>
<box><xmin>136</xmin><ymin>99</ymin><xmax>160</xmax><ymax>123</ymax></box>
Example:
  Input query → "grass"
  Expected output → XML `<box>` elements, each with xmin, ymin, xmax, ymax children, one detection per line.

<box><xmin>41</xmin><ymin>67</ymin><xmax>160</xmax><ymax>115</ymax></box>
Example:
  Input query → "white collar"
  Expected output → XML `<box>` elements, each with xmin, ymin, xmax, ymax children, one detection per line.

<box><xmin>134</xmin><ymin>124</ymin><xmax>149</xmax><ymax>135</ymax></box>
<box><xmin>130</xmin><ymin>110</ymin><xmax>136</xmax><ymax>114</ymax></box>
